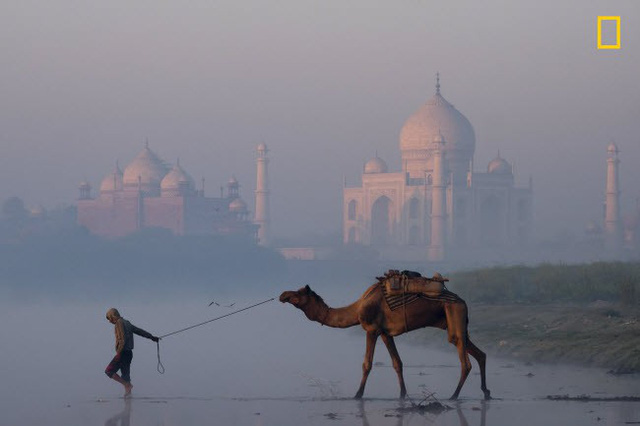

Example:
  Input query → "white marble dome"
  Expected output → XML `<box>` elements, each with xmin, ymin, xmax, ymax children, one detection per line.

<box><xmin>399</xmin><ymin>88</ymin><xmax>475</xmax><ymax>162</ymax></box>
<box><xmin>487</xmin><ymin>155</ymin><xmax>512</xmax><ymax>174</ymax></box>
<box><xmin>364</xmin><ymin>156</ymin><xmax>388</xmax><ymax>174</ymax></box>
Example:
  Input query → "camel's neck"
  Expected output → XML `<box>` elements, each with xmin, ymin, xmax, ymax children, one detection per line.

<box><xmin>302</xmin><ymin>298</ymin><xmax>360</xmax><ymax>329</ymax></box>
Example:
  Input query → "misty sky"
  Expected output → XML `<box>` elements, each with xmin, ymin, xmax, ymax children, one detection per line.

<box><xmin>1</xmin><ymin>0</ymin><xmax>638</xmax><ymax>240</ymax></box>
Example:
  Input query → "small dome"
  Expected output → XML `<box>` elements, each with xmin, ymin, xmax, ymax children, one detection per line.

<box><xmin>161</xmin><ymin>162</ymin><xmax>195</xmax><ymax>192</ymax></box>
<box><xmin>100</xmin><ymin>163</ymin><xmax>124</xmax><ymax>193</ymax></box>
<box><xmin>364</xmin><ymin>157</ymin><xmax>388</xmax><ymax>174</ymax></box>
<box><xmin>79</xmin><ymin>180</ymin><xmax>91</xmax><ymax>189</ymax></box>
<box><xmin>123</xmin><ymin>145</ymin><xmax>169</xmax><ymax>188</ymax></box>
<box><xmin>607</xmin><ymin>141</ymin><xmax>619</xmax><ymax>154</ymax></box>
<box><xmin>257</xmin><ymin>142</ymin><xmax>268</xmax><ymax>152</ymax></box>
<box><xmin>487</xmin><ymin>155</ymin><xmax>512</xmax><ymax>174</ymax></box>
<box><xmin>228</xmin><ymin>176</ymin><xmax>238</xmax><ymax>185</ymax></box>
<box><xmin>229</xmin><ymin>198</ymin><xmax>248</xmax><ymax>212</ymax></box>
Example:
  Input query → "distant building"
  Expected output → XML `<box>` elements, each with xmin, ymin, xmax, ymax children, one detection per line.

<box><xmin>604</xmin><ymin>142</ymin><xmax>622</xmax><ymax>253</ymax></box>
<box><xmin>603</xmin><ymin>141</ymin><xmax>640</xmax><ymax>254</ymax></box>
<box><xmin>343</xmin><ymin>75</ymin><xmax>533</xmax><ymax>261</ymax></box>
<box><xmin>77</xmin><ymin>143</ymin><xmax>257</xmax><ymax>239</ymax></box>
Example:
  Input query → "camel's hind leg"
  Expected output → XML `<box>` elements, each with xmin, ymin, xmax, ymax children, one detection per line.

<box><xmin>446</xmin><ymin>303</ymin><xmax>472</xmax><ymax>400</ymax></box>
<box><xmin>467</xmin><ymin>338</ymin><xmax>491</xmax><ymax>399</ymax></box>
<box><xmin>380</xmin><ymin>334</ymin><xmax>407</xmax><ymax>399</ymax></box>
<box><xmin>355</xmin><ymin>331</ymin><xmax>379</xmax><ymax>399</ymax></box>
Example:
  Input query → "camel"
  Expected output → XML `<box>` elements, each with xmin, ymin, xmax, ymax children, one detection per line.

<box><xmin>279</xmin><ymin>283</ymin><xmax>491</xmax><ymax>400</ymax></box>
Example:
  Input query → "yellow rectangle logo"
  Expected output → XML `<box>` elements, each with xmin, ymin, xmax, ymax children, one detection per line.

<box><xmin>597</xmin><ymin>16</ymin><xmax>621</xmax><ymax>49</ymax></box>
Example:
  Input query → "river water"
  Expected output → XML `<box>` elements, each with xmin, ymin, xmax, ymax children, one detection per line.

<box><xmin>1</xmin><ymin>297</ymin><xmax>638</xmax><ymax>425</ymax></box>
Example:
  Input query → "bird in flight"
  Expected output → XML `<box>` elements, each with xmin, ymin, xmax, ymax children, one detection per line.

<box><xmin>208</xmin><ymin>300</ymin><xmax>235</xmax><ymax>307</ymax></box>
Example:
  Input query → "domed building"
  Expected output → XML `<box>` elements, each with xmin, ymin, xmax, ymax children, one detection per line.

<box><xmin>343</xmin><ymin>75</ymin><xmax>533</xmax><ymax>260</ymax></box>
<box><xmin>77</xmin><ymin>144</ymin><xmax>257</xmax><ymax>239</ymax></box>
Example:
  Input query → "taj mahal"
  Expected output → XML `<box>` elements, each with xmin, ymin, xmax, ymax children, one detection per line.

<box><xmin>343</xmin><ymin>75</ymin><xmax>534</xmax><ymax>261</ymax></box>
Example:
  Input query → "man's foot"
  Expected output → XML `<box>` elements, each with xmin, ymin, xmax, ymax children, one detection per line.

<box><xmin>124</xmin><ymin>383</ymin><xmax>133</xmax><ymax>398</ymax></box>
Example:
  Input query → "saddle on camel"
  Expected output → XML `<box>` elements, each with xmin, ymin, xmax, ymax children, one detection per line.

<box><xmin>379</xmin><ymin>269</ymin><xmax>449</xmax><ymax>298</ymax></box>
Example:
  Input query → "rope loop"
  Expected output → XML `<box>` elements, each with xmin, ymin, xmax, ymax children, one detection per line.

<box><xmin>156</xmin><ymin>341</ymin><xmax>165</xmax><ymax>374</ymax></box>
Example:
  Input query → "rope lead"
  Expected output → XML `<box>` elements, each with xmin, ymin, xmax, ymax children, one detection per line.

<box><xmin>154</xmin><ymin>297</ymin><xmax>275</xmax><ymax>374</ymax></box>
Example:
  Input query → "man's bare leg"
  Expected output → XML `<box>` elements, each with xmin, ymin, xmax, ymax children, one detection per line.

<box><xmin>124</xmin><ymin>382</ymin><xmax>133</xmax><ymax>397</ymax></box>
<box><xmin>110</xmin><ymin>373</ymin><xmax>133</xmax><ymax>396</ymax></box>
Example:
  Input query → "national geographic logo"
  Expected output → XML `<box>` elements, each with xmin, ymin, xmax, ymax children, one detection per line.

<box><xmin>597</xmin><ymin>16</ymin><xmax>621</xmax><ymax>49</ymax></box>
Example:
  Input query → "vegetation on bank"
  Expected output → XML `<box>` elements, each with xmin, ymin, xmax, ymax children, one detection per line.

<box><xmin>448</xmin><ymin>262</ymin><xmax>639</xmax><ymax>306</ymax></box>
<box><xmin>410</xmin><ymin>262</ymin><xmax>640</xmax><ymax>373</ymax></box>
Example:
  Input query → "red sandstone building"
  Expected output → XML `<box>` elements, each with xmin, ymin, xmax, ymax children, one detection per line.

<box><xmin>77</xmin><ymin>144</ymin><xmax>255</xmax><ymax>239</ymax></box>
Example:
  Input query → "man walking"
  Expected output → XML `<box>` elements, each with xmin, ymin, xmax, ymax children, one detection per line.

<box><xmin>105</xmin><ymin>308</ymin><xmax>159</xmax><ymax>396</ymax></box>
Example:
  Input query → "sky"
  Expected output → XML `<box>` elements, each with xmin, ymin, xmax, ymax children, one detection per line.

<box><xmin>0</xmin><ymin>0</ymin><xmax>638</xmax><ymax>240</ymax></box>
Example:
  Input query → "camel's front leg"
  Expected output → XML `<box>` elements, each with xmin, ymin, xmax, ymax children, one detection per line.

<box><xmin>380</xmin><ymin>334</ymin><xmax>407</xmax><ymax>399</ymax></box>
<box><xmin>355</xmin><ymin>331</ymin><xmax>378</xmax><ymax>399</ymax></box>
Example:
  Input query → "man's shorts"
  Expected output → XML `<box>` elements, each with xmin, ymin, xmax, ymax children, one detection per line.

<box><xmin>105</xmin><ymin>350</ymin><xmax>133</xmax><ymax>383</ymax></box>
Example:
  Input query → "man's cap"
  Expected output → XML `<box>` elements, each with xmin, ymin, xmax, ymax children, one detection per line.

<box><xmin>106</xmin><ymin>308</ymin><xmax>121</xmax><ymax>321</ymax></box>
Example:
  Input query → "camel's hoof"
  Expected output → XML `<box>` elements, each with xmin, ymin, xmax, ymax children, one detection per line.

<box><xmin>354</xmin><ymin>392</ymin><xmax>363</xmax><ymax>400</ymax></box>
<box><xmin>449</xmin><ymin>395</ymin><xmax>459</xmax><ymax>401</ymax></box>
<box><xmin>484</xmin><ymin>391</ymin><xmax>492</xmax><ymax>400</ymax></box>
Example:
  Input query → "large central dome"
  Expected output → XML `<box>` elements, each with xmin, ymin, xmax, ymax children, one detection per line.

<box><xmin>398</xmin><ymin>78</ymin><xmax>476</xmax><ymax>182</ymax></box>
<box><xmin>399</xmin><ymin>92</ymin><xmax>475</xmax><ymax>154</ymax></box>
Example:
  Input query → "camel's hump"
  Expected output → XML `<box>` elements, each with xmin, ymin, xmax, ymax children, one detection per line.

<box><xmin>361</xmin><ymin>283</ymin><xmax>382</xmax><ymax>300</ymax></box>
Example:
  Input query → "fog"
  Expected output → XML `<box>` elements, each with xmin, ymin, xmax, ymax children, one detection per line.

<box><xmin>1</xmin><ymin>1</ymin><xmax>640</xmax><ymax>424</ymax></box>
<box><xmin>2</xmin><ymin>283</ymin><xmax>639</xmax><ymax>426</ymax></box>
<box><xmin>1</xmin><ymin>0</ymin><xmax>639</xmax><ymax>240</ymax></box>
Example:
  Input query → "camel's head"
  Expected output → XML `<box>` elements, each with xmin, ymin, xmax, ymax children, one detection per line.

<box><xmin>279</xmin><ymin>285</ymin><xmax>314</xmax><ymax>309</ymax></box>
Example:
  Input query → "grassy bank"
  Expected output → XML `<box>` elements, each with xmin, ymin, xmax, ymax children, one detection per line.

<box><xmin>410</xmin><ymin>262</ymin><xmax>640</xmax><ymax>372</ymax></box>
<box><xmin>448</xmin><ymin>262</ymin><xmax>640</xmax><ymax>305</ymax></box>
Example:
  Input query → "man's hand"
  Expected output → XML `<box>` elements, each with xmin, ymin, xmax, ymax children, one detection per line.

<box><xmin>151</xmin><ymin>336</ymin><xmax>160</xmax><ymax>343</ymax></box>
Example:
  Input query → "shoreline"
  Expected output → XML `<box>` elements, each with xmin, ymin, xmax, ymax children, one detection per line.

<box><xmin>409</xmin><ymin>303</ymin><xmax>640</xmax><ymax>374</ymax></box>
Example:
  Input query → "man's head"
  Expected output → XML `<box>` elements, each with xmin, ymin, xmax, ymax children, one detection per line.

<box><xmin>106</xmin><ymin>308</ymin><xmax>121</xmax><ymax>324</ymax></box>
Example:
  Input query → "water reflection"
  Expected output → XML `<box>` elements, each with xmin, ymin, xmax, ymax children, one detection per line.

<box><xmin>357</xmin><ymin>398</ymin><xmax>488</xmax><ymax>426</ymax></box>
<box><xmin>357</xmin><ymin>399</ymin><xmax>403</xmax><ymax>426</ymax></box>
<box><xmin>455</xmin><ymin>400</ymin><xmax>488</xmax><ymax>426</ymax></box>
<box><xmin>104</xmin><ymin>399</ymin><xmax>131</xmax><ymax>426</ymax></box>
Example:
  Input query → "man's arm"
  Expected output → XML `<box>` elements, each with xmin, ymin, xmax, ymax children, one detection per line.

<box><xmin>131</xmin><ymin>324</ymin><xmax>159</xmax><ymax>342</ymax></box>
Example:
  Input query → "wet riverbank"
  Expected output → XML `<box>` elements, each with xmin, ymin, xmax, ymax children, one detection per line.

<box><xmin>411</xmin><ymin>303</ymin><xmax>640</xmax><ymax>373</ymax></box>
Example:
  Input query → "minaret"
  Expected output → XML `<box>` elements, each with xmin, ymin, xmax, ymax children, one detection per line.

<box><xmin>254</xmin><ymin>143</ymin><xmax>270</xmax><ymax>246</ymax></box>
<box><xmin>428</xmin><ymin>132</ymin><xmax>446</xmax><ymax>261</ymax></box>
<box><xmin>604</xmin><ymin>141</ymin><xmax>622</xmax><ymax>253</ymax></box>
